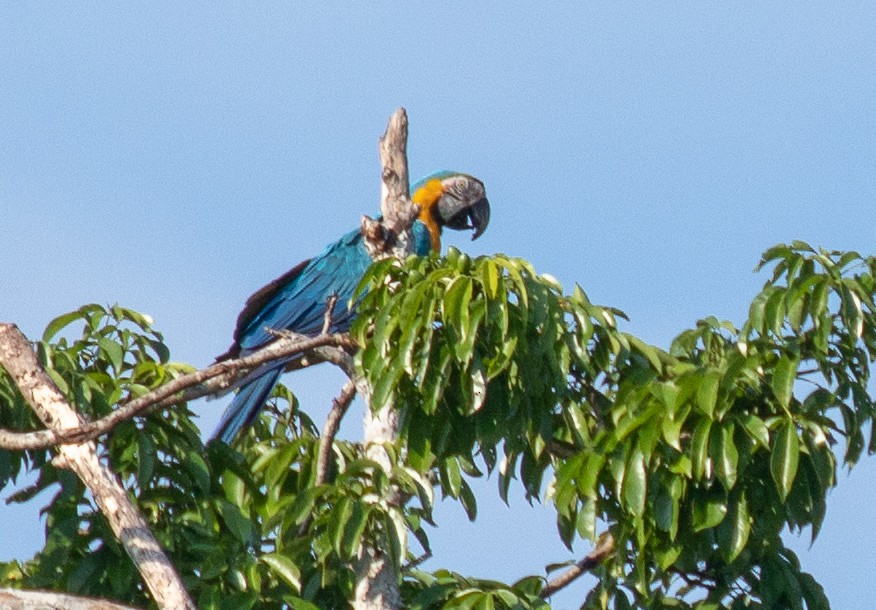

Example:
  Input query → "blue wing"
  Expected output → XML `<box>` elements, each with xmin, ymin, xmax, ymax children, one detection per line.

<box><xmin>213</xmin><ymin>221</ymin><xmax>433</xmax><ymax>443</ymax></box>
<box><xmin>238</xmin><ymin>227</ymin><xmax>372</xmax><ymax>351</ymax></box>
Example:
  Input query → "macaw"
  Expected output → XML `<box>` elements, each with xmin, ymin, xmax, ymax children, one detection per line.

<box><xmin>212</xmin><ymin>171</ymin><xmax>490</xmax><ymax>443</ymax></box>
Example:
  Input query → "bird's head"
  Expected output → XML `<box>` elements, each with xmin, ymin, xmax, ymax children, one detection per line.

<box><xmin>411</xmin><ymin>171</ymin><xmax>490</xmax><ymax>251</ymax></box>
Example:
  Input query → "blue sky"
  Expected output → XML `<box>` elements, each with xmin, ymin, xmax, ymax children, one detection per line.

<box><xmin>2</xmin><ymin>4</ymin><xmax>875</xmax><ymax>608</ymax></box>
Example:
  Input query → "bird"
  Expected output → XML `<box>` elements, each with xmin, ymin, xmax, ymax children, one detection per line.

<box><xmin>212</xmin><ymin>171</ymin><xmax>490</xmax><ymax>443</ymax></box>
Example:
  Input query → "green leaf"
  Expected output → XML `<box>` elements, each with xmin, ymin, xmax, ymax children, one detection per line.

<box><xmin>740</xmin><ymin>414</ymin><xmax>770</xmax><ymax>450</ymax></box>
<box><xmin>261</xmin><ymin>553</ymin><xmax>301</xmax><ymax>593</ymax></box>
<box><xmin>341</xmin><ymin>502</ymin><xmax>371</xmax><ymax>558</ymax></box>
<box><xmin>565</xmin><ymin>403</ymin><xmax>590</xmax><ymax>446</ymax></box>
<box><xmin>696</xmin><ymin>372</ymin><xmax>719</xmax><ymax>417</ymax></box>
<box><xmin>799</xmin><ymin>571</ymin><xmax>830</xmax><ymax>610</ymax></box>
<box><xmin>576</xmin><ymin>453</ymin><xmax>605</xmax><ymax>498</ymax></box>
<box><xmin>718</xmin><ymin>492</ymin><xmax>750</xmax><ymax>562</ymax></box>
<box><xmin>441</xmin><ymin>458</ymin><xmax>462</xmax><ymax>498</ymax></box>
<box><xmin>286</xmin><ymin>488</ymin><xmax>322</xmax><ymax>526</ymax></box>
<box><xmin>747</xmin><ymin>288</ymin><xmax>770</xmax><ymax>332</ymax></box>
<box><xmin>136</xmin><ymin>434</ymin><xmax>156</xmax><ymax>488</ymax></box>
<box><xmin>765</xmin><ymin>287</ymin><xmax>787</xmax><ymax>334</ymax></box>
<box><xmin>692</xmin><ymin>492</ymin><xmax>728</xmax><ymax>531</ymax></box>
<box><xmin>621</xmin><ymin>446</ymin><xmax>647</xmax><ymax>517</ymax></box>
<box><xmin>480</xmin><ymin>260</ymin><xmax>501</xmax><ymax>300</ymax></box>
<box><xmin>661</xmin><ymin>416</ymin><xmax>684</xmax><ymax>451</ymax></box>
<box><xmin>771</xmin><ymin>420</ymin><xmax>800</xmax><ymax>501</ymax></box>
<box><xmin>384</xmin><ymin>508</ymin><xmax>408</xmax><ymax>569</ymax></box>
<box><xmin>758</xmin><ymin>244</ymin><xmax>792</xmax><ymax>270</ymax></box>
<box><xmin>183</xmin><ymin>450</ymin><xmax>212</xmax><ymax>494</ymax></box>
<box><xmin>98</xmin><ymin>337</ymin><xmax>125</xmax><ymax>373</ymax></box>
<box><xmin>654</xmin><ymin>478</ymin><xmax>681</xmax><ymax>539</ymax></box>
<box><xmin>330</xmin><ymin>496</ymin><xmax>353</xmax><ymax>555</ymax></box>
<box><xmin>43</xmin><ymin>309</ymin><xmax>87</xmax><ymax>342</ymax></box>
<box><xmin>713</xmin><ymin>423</ymin><xmax>738</xmax><ymax>490</ymax></box>
<box><xmin>653</xmin><ymin>381</ymin><xmax>679</xmax><ymax>412</ymax></box>
<box><xmin>809</xmin><ymin>279</ymin><xmax>829</xmax><ymax>327</ymax></box>
<box><xmin>772</xmin><ymin>355</ymin><xmax>798</xmax><ymax>410</ymax></box>
<box><xmin>444</xmin><ymin>276</ymin><xmax>473</xmax><ymax>346</ymax></box>
<box><xmin>459</xmin><ymin>479</ymin><xmax>478</xmax><ymax>521</ymax></box>
<box><xmin>625</xmin><ymin>334</ymin><xmax>664</xmax><ymax>372</ymax></box>
<box><xmin>691</xmin><ymin>418</ymin><xmax>712</xmax><ymax>480</ymax></box>
<box><xmin>370</xmin><ymin>360</ymin><xmax>403</xmax><ymax>411</ymax></box>
<box><xmin>576</xmin><ymin>496</ymin><xmax>597</xmax><ymax>541</ymax></box>
<box><xmin>655</xmin><ymin>544</ymin><xmax>683</xmax><ymax>571</ymax></box>
<box><xmin>470</xmin><ymin>359</ymin><xmax>487</xmax><ymax>413</ymax></box>
<box><xmin>217</xmin><ymin>499</ymin><xmax>254</xmax><ymax>544</ymax></box>
<box><xmin>287</xmin><ymin>601</ymin><xmax>321</xmax><ymax>610</ymax></box>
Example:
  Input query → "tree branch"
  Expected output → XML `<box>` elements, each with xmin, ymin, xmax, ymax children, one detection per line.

<box><xmin>402</xmin><ymin>550</ymin><xmax>432</xmax><ymax>571</ymax></box>
<box><xmin>360</xmin><ymin>107</ymin><xmax>419</xmax><ymax>260</ymax></box>
<box><xmin>266</xmin><ymin>329</ymin><xmax>356</xmax><ymax>378</ymax></box>
<box><xmin>0</xmin><ymin>588</ymin><xmax>142</xmax><ymax>610</ymax></box>
<box><xmin>353</xmin><ymin>107</ymin><xmax>417</xmax><ymax>610</ymax></box>
<box><xmin>0</xmin><ymin>331</ymin><xmax>354</xmax><ymax>450</ymax></box>
<box><xmin>0</xmin><ymin>324</ymin><xmax>195</xmax><ymax>610</ymax></box>
<box><xmin>297</xmin><ymin>380</ymin><xmax>359</xmax><ymax>537</ymax></box>
<box><xmin>539</xmin><ymin>532</ymin><xmax>616</xmax><ymax>599</ymax></box>
<box><xmin>315</xmin><ymin>379</ymin><xmax>358</xmax><ymax>486</ymax></box>
<box><xmin>321</xmin><ymin>294</ymin><xmax>339</xmax><ymax>335</ymax></box>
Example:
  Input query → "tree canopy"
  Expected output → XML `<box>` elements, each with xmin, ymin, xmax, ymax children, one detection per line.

<box><xmin>1</xmin><ymin>241</ymin><xmax>875</xmax><ymax>609</ymax></box>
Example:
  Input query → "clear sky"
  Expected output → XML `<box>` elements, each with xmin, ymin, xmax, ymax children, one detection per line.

<box><xmin>1</xmin><ymin>4</ymin><xmax>875</xmax><ymax>608</ymax></box>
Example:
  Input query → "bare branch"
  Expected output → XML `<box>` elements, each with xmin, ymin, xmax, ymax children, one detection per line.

<box><xmin>403</xmin><ymin>550</ymin><xmax>432</xmax><ymax>571</ymax></box>
<box><xmin>0</xmin><ymin>588</ymin><xmax>142</xmax><ymax>610</ymax></box>
<box><xmin>0</xmin><ymin>331</ymin><xmax>354</xmax><ymax>451</ymax></box>
<box><xmin>378</xmin><ymin>108</ymin><xmax>416</xmax><ymax>234</ymax></box>
<box><xmin>539</xmin><ymin>532</ymin><xmax>616</xmax><ymax>599</ymax></box>
<box><xmin>315</xmin><ymin>380</ymin><xmax>358</xmax><ymax>486</ymax></box>
<box><xmin>0</xmin><ymin>324</ymin><xmax>195</xmax><ymax>610</ymax></box>
<box><xmin>360</xmin><ymin>107</ymin><xmax>418</xmax><ymax>261</ymax></box>
<box><xmin>545</xmin><ymin>438</ymin><xmax>578</xmax><ymax>459</ymax></box>
<box><xmin>266</xmin><ymin>328</ymin><xmax>356</xmax><ymax>378</ymax></box>
<box><xmin>322</xmin><ymin>294</ymin><xmax>339</xmax><ymax>335</ymax></box>
<box><xmin>298</xmin><ymin>380</ymin><xmax>358</xmax><ymax>537</ymax></box>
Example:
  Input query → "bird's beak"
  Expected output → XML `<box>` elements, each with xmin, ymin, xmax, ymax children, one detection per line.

<box><xmin>442</xmin><ymin>197</ymin><xmax>491</xmax><ymax>240</ymax></box>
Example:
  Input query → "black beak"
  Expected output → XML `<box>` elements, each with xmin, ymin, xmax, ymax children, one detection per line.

<box><xmin>443</xmin><ymin>197</ymin><xmax>491</xmax><ymax>240</ymax></box>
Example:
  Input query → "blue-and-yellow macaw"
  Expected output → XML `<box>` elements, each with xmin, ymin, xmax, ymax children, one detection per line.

<box><xmin>212</xmin><ymin>171</ymin><xmax>490</xmax><ymax>443</ymax></box>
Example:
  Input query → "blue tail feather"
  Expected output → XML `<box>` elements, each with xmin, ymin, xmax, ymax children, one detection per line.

<box><xmin>212</xmin><ymin>367</ymin><xmax>284</xmax><ymax>444</ymax></box>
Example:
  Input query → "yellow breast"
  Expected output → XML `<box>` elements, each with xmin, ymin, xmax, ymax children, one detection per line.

<box><xmin>411</xmin><ymin>178</ymin><xmax>444</xmax><ymax>251</ymax></box>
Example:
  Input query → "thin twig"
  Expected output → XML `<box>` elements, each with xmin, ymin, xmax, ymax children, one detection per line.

<box><xmin>297</xmin><ymin>380</ymin><xmax>358</xmax><ymax>537</ymax></box>
<box><xmin>539</xmin><ymin>532</ymin><xmax>616</xmax><ymax>599</ymax></box>
<box><xmin>402</xmin><ymin>550</ymin><xmax>432</xmax><ymax>571</ymax></box>
<box><xmin>322</xmin><ymin>294</ymin><xmax>339</xmax><ymax>335</ymax></box>
<box><xmin>545</xmin><ymin>438</ymin><xmax>578</xmax><ymax>459</ymax></box>
<box><xmin>674</xmin><ymin>567</ymin><xmax>716</xmax><ymax>590</ymax></box>
<box><xmin>0</xmin><ymin>331</ymin><xmax>354</xmax><ymax>450</ymax></box>
<box><xmin>316</xmin><ymin>380</ymin><xmax>358</xmax><ymax>486</ymax></box>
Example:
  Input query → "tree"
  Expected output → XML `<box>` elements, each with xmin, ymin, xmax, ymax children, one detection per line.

<box><xmin>1</xmin><ymin>113</ymin><xmax>874</xmax><ymax>610</ymax></box>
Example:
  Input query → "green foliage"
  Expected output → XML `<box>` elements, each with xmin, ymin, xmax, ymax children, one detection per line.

<box><xmin>403</xmin><ymin>569</ymin><xmax>550</xmax><ymax>609</ymax></box>
<box><xmin>0</xmin><ymin>306</ymin><xmax>338</xmax><ymax>608</ymax></box>
<box><xmin>354</xmin><ymin>244</ymin><xmax>876</xmax><ymax>608</ymax></box>
<box><xmin>1</xmin><ymin>243</ymin><xmax>875</xmax><ymax>609</ymax></box>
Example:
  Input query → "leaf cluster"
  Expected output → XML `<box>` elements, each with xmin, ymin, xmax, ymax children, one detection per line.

<box><xmin>353</xmin><ymin>244</ymin><xmax>876</xmax><ymax>609</ymax></box>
